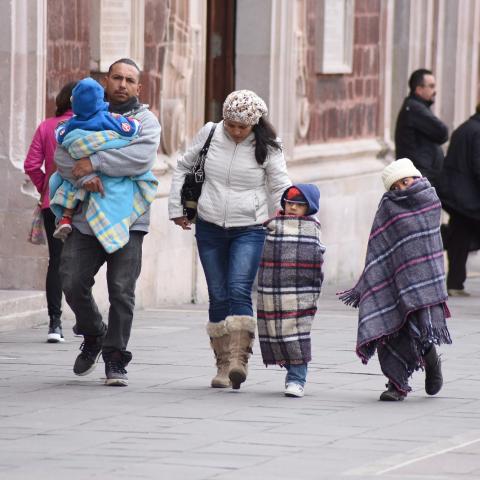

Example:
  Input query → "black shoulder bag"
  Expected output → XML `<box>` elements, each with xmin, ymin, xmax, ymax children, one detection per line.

<box><xmin>181</xmin><ymin>123</ymin><xmax>217</xmax><ymax>221</ymax></box>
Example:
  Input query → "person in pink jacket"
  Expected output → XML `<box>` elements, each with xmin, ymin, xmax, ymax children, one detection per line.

<box><xmin>24</xmin><ymin>81</ymin><xmax>77</xmax><ymax>343</ymax></box>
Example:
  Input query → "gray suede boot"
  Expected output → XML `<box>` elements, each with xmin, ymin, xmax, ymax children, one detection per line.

<box><xmin>226</xmin><ymin>315</ymin><xmax>256</xmax><ymax>390</ymax></box>
<box><xmin>206</xmin><ymin>320</ymin><xmax>231</xmax><ymax>388</ymax></box>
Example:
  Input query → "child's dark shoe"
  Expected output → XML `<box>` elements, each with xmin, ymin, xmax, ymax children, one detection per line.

<box><xmin>379</xmin><ymin>383</ymin><xmax>406</xmax><ymax>401</ymax></box>
<box><xmin>423</xmin><ymin>345</ymin><xmax>443</xmax><ymax>395</ymax></box>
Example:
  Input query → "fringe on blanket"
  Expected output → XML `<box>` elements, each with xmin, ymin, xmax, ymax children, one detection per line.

<box><xmin>337</xmin><ymin>288</ymin><xmax>361</xmax><ymax>308</ymax></box>
<box><xmin>356</xmin><ymin>323</ymin><xmax>452</xmax><ymax>365</ymax></box>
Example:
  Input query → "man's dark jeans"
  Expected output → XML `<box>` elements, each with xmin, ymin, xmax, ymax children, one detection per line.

<box><xmin>59</xmin><ymin>228</ymin><xmax>144</xmax><ymax>363</ymax></box>
<box><xmin>446</xmin><ymin>211</ymin><xmax>480</xmax><ymax>290</ymax></box>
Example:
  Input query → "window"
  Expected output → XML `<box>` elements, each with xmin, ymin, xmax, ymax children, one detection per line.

<box><xmin>90</xmin><ymin>0</ymin><xmax>145</xmax><ymax>72</ymax></box>
<box><xmin>315</xmin><ymin>0</ymin><xmax>354</xmax><ymax>74</ymax></box>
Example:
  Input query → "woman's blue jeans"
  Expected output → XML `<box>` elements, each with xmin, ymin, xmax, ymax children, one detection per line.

<box><xmin>195</xmin><ymin>218</ymin><xmax>266</xmax><ymax>323</ymax></box>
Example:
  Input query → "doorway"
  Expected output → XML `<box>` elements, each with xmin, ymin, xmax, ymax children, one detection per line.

<box><xmin>205</xmin><ymin>0</ymin><xmax>236</xmax><ymax>122</ymax></box>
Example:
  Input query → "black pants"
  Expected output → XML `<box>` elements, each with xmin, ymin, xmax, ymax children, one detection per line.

<box><xmin>42</xmin><ymin>209</ymin><xmax>63</xmax><ymax>319</ymax></box>
<box><xmin>59</xmin><ymin>228</ymin><xmax>144</xmax><ymax>362</ymax></box>
<box><xmin>446</xmin><ymin>212</ymin><xmax>480</xmax><ymax>290</ymax></box>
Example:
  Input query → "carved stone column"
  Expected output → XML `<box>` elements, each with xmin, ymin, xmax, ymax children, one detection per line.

<box><xmin>0</xmin><ymin>0</ymin><xmax>48</xmax><ymax>289</ymax></box>
<box><xmin>268</xmin><ymin>0</ymin><xmax>297</xmax><ymax>158</ymax></box>
<box><xmin>0</xmin><ymin>0</ymin><xmax>47</xmax><ymax>171</ymax></box>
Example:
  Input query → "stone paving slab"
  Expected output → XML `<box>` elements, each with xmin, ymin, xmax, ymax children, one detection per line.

<box><xmin>1</xmin><ymin>278</ymin><xmax>480</xmax><ymax>479</ymax></box>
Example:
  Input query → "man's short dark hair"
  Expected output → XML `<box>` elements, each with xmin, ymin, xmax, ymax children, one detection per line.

<box><xmin>409</xmin><ymin>69</ymin><xmax>433</xmax><ymax>93</ymax></box>
<box><xmin>108</xmin><ymin>58</ymin><xmax>141</xmax><ymax>76</ymax></box>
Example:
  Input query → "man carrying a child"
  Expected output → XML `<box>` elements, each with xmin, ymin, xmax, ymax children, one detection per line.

<box><xmin>55</xmin><ymin>58</ymin><xmax>161</xmax><ymax>387</ymax></box>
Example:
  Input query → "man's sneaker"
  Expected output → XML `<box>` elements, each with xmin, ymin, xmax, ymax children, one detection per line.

<box><xmin>379</xmin><ymin>382</ymin><xmax>406</xmax><ymax>401</ymax></box>
<box><xmin>47</xmin><ymin>318</ymin><xmax>64</xmax><ymax>343</ymax></box>
<box><xmin>284</xmin><ymin>383</ymin><xmax>304</xmax><ymax>398</ymax></box>
<box><xmin>105</xmin><ymin>359</ymin><xmax>128</xmax><ymax>387</ymax></box>
<box><xmin>73</xmin><ymin>335</ymin><xmax>103</xmax><ymax>376</ymax></box>
<box><xmin>53</xmin><ymin>217</ymin><xmax>72</xmax><ymax>240</ymax></box>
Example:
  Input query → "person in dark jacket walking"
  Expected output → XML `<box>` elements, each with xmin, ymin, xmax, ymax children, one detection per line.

<box><xmin>395</xmin><ymin>69</ymin><xmax>449</xmax><ymax>189</ymax></box>
<box><xmin>438</xmin><ymin>104</ymin><xmax>480</xmax><ymax>297</ymax></box>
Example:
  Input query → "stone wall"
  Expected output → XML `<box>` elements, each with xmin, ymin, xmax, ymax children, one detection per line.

<box><xmin>143</xmin><ymin>0</ymin><xmax>169</xmax><ymax>118</ymax></box>
<box><xmin>2</xmin><ymin>0</ymin><xmax>480</xmax><ymax>308</ymax></box>
<box><xmin>45</xmin><ymin>0</ymin><xmax>91</xmax><ymax>118</ymax></box>
<box><xmin>305</xmin><ymin>0</ymin><xmax>381</xmax><ymax>144</ymax></box>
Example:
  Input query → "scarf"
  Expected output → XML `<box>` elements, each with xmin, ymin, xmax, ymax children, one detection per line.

<box><xmin>257</xmin><ymin>216</ymin><xmax>325</xmax><ymax>365</ymax></box>
<box><xmin>109</xmin><ymin>96</ymin><xmax>142</xmax><ymax>115</ymax></box>
<box><xmin>338</xmin><ymin>178</ymin><xmax>451</xmax><ymax>364</ymax></box>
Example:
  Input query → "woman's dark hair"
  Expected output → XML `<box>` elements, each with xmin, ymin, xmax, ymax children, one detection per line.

<box><xmin>252</xmin><ymin>117</ymin><xmax>282</xmax><ymax>165</ymax></box>
<box><xmin>55</xmin><ymin>81</ymin><xmax>77</xmax><ymax>117</ymax></box>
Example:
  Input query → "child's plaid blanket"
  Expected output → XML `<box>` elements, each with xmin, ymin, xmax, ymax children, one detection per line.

<box><xmin>59</xmin><ymin>128</ymin><xmax>138</xmax><ymax>160</ymax></box>
<box><xmin>338</xmin><ymin>178</ymin><xmax>451</xmax><ymax>365</ymax></box>
<box><xmin>257</xmin><ymin>216</ymin><xmax>325</xmax><ymax>365</ymax></box>
<box><xmin>50</xmin><ymin>127</ymin><xmax>157</xmax><ymax>253</ymax></box>
<box><xmin>50</xmin><ymin>172</ymin><xmax>157</xmax><ymax>253</ymax></box>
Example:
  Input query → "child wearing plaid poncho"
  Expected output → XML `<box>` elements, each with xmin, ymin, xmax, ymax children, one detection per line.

<box><xmin>339</xmin><ymin>158</ymin><xmax>452</xmax><ymax>401</ymax></box>
<box><xmin>257</xmin><ymin>184</ymin><xmax>326</xmax><ymax>398</ymax></box>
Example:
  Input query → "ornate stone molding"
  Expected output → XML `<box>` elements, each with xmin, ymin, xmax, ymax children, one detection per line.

<box><xmin>151</xmin><ymin>1</ymin><xmax>205</xmax><ymax>181</ymax></box>
<box><xmin>157</xmin><ymin>0</ymin><xmax>206</xmax><ymax>178</ymax></box>
<box><xmin>159</xmin><ymin>1</ymin><xmax>188</xmax><ymax>157</ymax></box>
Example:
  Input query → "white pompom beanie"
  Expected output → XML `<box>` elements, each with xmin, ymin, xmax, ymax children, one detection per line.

<box><xmin>381</xmin><ymin>158</ymin><xmax>422</xmax><ymax>191</ymax></box>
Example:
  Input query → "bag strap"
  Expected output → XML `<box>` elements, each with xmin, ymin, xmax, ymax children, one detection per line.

<box><xmin>192</xmin><ymin>123</ymin><xmax>217</xmax><ymax>180</ymax></box>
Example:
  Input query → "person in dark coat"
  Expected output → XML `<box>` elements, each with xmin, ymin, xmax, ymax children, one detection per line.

<box><xmin>437</xmin><ymin>104</ymin><xmax>480</xmax><ymax>296</ymax></box>
<box><xmin>395</xmin><ymin>69</ymin><xmax>449</xmax><ymax>189</ymax></box>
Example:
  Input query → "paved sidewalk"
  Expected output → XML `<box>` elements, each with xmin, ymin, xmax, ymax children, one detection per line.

<box><xmin>1</xmin><ymin>278</ymin><xmax>480</xmax><ymax>480</ymax></box>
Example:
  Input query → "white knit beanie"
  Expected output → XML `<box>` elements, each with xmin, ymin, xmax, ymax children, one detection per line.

<box><xmin>222</xmin><ymin>90</ymin><xmax>268</xmax><ymax>125</ymax></box>
<box><xmin>381</xmin><ymin>158</ymin><xmax>422</xmax><ymax>191</ymax></box>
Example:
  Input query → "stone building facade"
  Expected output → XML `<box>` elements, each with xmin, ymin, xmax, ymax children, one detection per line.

<box><xmin>1</xmin><ymin>0</ymin><xmax>479</xmax><ymax>314</ymax></box>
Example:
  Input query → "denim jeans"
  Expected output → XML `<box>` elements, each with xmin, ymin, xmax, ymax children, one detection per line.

<box><xmin>195</xmin><ymin>218</ymin><xmax>266</xmax><ymax>323</ymax></box>
<box><xmin>285</xmin><ymin>363</ymin><xmax>308</xmax><ymax>387</ymax></box>
<box><xmin>42</xmin><ymin>209</ymin><xmax>64</xmax><ymax>320</ymax></box>
<box><xmin>59</xmin><ymin>228</ymin><xmax>144</xmax><ymax>362</ymax></box>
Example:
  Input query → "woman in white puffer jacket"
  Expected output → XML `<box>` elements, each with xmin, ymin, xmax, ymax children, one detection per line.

<box><xmin>169</xmin><ymin>90</ymin><xmax>291</xmax><ymax>390</ymax></box>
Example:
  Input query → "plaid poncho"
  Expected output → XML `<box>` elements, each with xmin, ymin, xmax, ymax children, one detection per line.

<box><xmin>339</xmin><ymin>178</ymin><xmax>451</xmax><ymax>367</ymax></box>
<box><xmin>257</xmin><ymin>216</ymin><xmax>325</xmax><ymax>365</ymax></box>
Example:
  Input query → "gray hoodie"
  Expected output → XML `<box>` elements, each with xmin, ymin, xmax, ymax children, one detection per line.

<box><xmin>54</xmin><ymin>104</ymin><xmax>161</xmax><ymax>235</ymax></box>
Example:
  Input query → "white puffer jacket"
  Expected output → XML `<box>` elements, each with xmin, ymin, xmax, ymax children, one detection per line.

<box><xmin>169</xmin><ymin>121</ymin><xmax>291</xmax><ymax>227</ymax></box>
